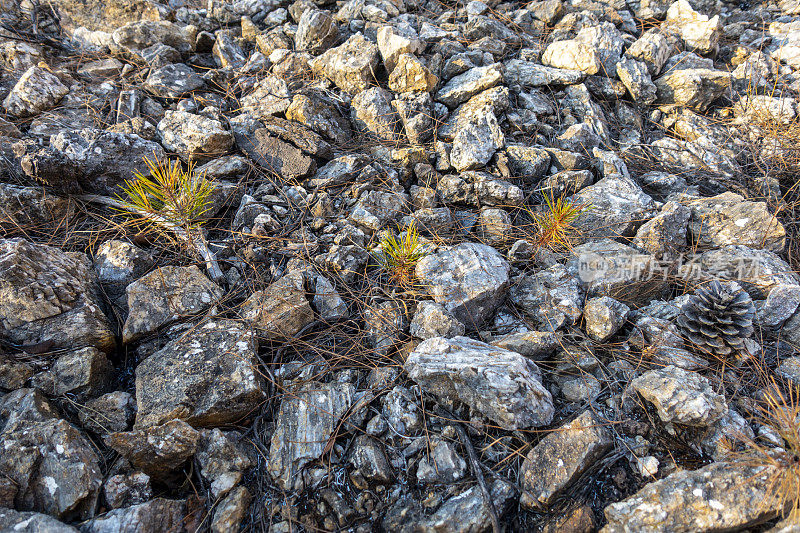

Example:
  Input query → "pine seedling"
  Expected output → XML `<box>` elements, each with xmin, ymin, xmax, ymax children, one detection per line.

<box><xmin>374</xmin><ymin>222</ymin><xmax>426</xmax><ymax>288</ymax></box>
<box><xmin>116</xmin><ymin>156</ymin><xmax>214</xmax><ymax>231</ymax></box>
<box><xmin>529</xmin><ymin>191</ymin><xmax>591</xmax><ymax>251</ymax></box>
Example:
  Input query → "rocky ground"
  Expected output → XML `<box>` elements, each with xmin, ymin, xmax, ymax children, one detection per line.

<box><xmin>2</xmin><ymin>0</ymin><xmax>800</xmax><ymax>530</ymax></box>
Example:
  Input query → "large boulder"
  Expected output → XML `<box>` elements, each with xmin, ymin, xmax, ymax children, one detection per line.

<box><xmin>405</xmin><ymin>336</ymin><xmax>554</xmax><ymax>430</ymax></box>
<box><xmin>133</xmin><ymin>320</ymin><xmax>266</xmax><ymax>428</ymax></box>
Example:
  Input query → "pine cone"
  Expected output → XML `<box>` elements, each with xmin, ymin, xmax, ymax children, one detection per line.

<box><xmin>677</xmin><ymin>280</ymin><xmax>755</xmax><ymax>358</ymax></box>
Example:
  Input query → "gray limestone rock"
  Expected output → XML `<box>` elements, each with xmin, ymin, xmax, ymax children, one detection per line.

<box><xmin>406</xmin><ymin>336</ymin><xmax>554</xmax><ymax>430</ymax></box>
<box><xmin>0</xmin><ymin>239</ymin><xmax>115</xmax><ymax>353</ymax></box>
<box><xmin>630</xmin><ymin>365</ymin><xmax>727</xmax><ymax>427</ymax></box>
<box><xmin>268</xmin><ymin>381</ymin><xmax>355</xmax><ymax>490</ymax></box>
<box><xmin>520</xmin><ymin>410</ymin><xmax>613</xmax><ymax>509</ymax></box>
<box><xmin>122</xmin><ymin>265</ymin><xmax>223</xmax><ymax>343</ymax></box>
<box><xmin>415</xmin><ymin>243</ymin><xmax>510</xmax><ymax>328</ymax></box>
<box><xmin>133</xmin><ymin>320</ymin><xmax>265</xmax><ymax>428</ymax></box>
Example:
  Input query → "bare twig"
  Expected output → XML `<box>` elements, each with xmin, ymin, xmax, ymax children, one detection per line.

<box><xmin>438</xmin><ymin>407</ymin><xmax>502</xmax><ymax>533</ymax></box>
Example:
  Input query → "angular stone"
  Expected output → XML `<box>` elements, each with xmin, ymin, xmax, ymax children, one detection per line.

<box><xmin>196</xmin><ymin>429</ymin><xmax>252</xmax><ymax>498</ymax></box>
<box><xmin>490</xmin><ymin>330</ymin><xmax>560</xmax><ymax>359</ymax></box>
<box><xmin>143</xmin><ymin>63</ymin><xmax>205</xmax><ymax>99</ymax></box>
<box><xmin>0</xmin><ymin>183</ymin><xmax>74</xmax><ymax>231</ymax></box>
<box><xmin>82</xmin><ymin>498</ymin><xmax>187</xmax><ymax>533</ymax></box>
<box><xmin>682</xmin><ymin>192</ymin><xmax>785</xmax><ymax>252</ymax></box>
<box><xmin>572</xmin><ymin>175</ymin><xmax>657</xmax><ymax>240</ymax></box>
<box><xmin>415</xmin><ymin>243</ymin><xmax>510</xmax><ymax>328</ymax></box>
<box><xmin>654</xmin><ymin>68</ymin><xmax>729</xmax><ymax>112</ymax></box>
<box><xmin>258</xmin><ymin>115</ymin><xmax>333</xmax><ymax>158</ymax></box>
<box><xmin>416</xmin><ymin>438</ymin><xmax>467</xmax><ymax>484</ymax></box>
<box><xmin>0</xmin><ymin>239</ymin><xmax>114</xmax><ymax>353</ymax></box>
<box><xmin>630</xmin><ymin>365</ymin><xmax>727</xmax><ymax>426</ymax></box>
<box><xmin>211</xmin><ymin>486</ymin><xmax>251</xmax><ymax>533</ymax></box>
<box><xmin>122</xmin><ymin>265</ymin><xmax>222</xmax><ymax>343</ymax></box>
<box><xmin>508</xmin><ymin>264</ymin><xmax>583</xmax><ymax>331</ymax></box>
<box><xmin>632</xmin><ymin>201</ymin><xmax>691</xmax><ymax>258</ymax></box>
<box><xmin>351</xmin><ymin>87</ymin><xmax>402</xmax><ymax>142</ymax></box>
<box><xmin>0</xmin><ymin>398</ymin><xmax>102</xmax><ymax>520</ymax></box>
<box><xmin>2</xmin><ymin>66</ymin><xmax>68</xmax><ymax>117</ymax></box>
<box><xmin>295</xmin><ymin>9</ymin><xmax>339</xmax><ymax>52</ymax></box>
<box><xmin>103</xmin><ymin>471</ymin><xmax>151</xmax><ymax>509</ymax></box>
<box><xmin>567</xmin><ymin>239</ymin><xmax>667</xmax><ymax>306</ymax></box>
<box><xmin>757</xmin><ymin>284</ymin><xmax>800</xmax><ymax>328</ymax></box>
<box><xmin>436</xmin><ymin>64</ymin><xmax>502</xmax><ymax>108</ymax></box>
<box><xmin>520</xmin><ymin>410</ymin><xmax>613</xmax><ymax>509</ymax></box>
<box><xmin>665</xmin><ymin>0</ymin><xmax>721</xmax><ymax>55</ymax></box>
<box><xmin>542</xmin><ymin>40</ymin><xmax>601</xmax><ymax>74</ymax></box>
<box><xmin>602</xmin><ymin>461</ymin><xmax>784</xmax><ymax>532</ymax></box>
<box><xmin>388</xmin><ymin>54</ymin><xmax>438</xmax><ymax>93</ymax></box>
<box><xmin>240</xmin><ymin>271</ymin><xmax>314</xmax><ymax>339</ymax></box>
<box><xmin>106</xmin><ymin>420</ymin><xmax>200</xmax><ymax>477</ymax></box>
<box><xmin>0</xmin><ymin>509</ymin><xmax>77</xmax><ymax>532</ymax></box>
<box><xmin>79</xmin><ymin>391</ymin><xmax>136</xmax><ymax>436</ymax></box>
<box><xmin>392</xmin><ymin>91</ymin><xmax>435</xmax><ymax>144</ymax></box>
<box><xmin>627</xmin><ymin>29</ymin><xmax>671</xmax><ymax>76</ymax></box>
<box><xmin>505</xmin><ymin>145</ymin><xmax>551</xmax><ymax>180</ymax></box>
<box><xmin>268</xmin><ymin>381</ymin><xmax>355</xmax><ymax>490</ymax></box>
<box><xmin>24</xmin><ymin>128</ymin><xmax>165</xmax><ymax>195</ymax></box>
<box><xmin>240</xmin><ymin>75</ymin><xmax>292</xmax><ymax>119</ymax></box>
<box><xmin>406</xmin><ymin>336</ymin><xmax>554</xmax><ymax>429</ymax></box>
<box><xmin>450</xmin><ymin>111</ymin><xmax>504</xmax><ymax>172</ymax></box>
<box><xmin>348</xmin><ymin>435</ymin><xmax>394</xmax><ymax>485</ymax></box>
<box><xmin>616</xmin><ymin>57</ymin><xmax>657</xmax><ymax>104</ymax></box>
<box><xmin>377</xmin><ymin>25</ymin><xmax>423</xmax><ymax>74</ymax></box>
<box><xmin>584</xmin><ymin>296</ymin><xmax>630</xmax><ymax>342</ymax></box>
<box><xmin>285</xmin><ymin>93</ymin><xmax>352</xmax><ymax>145</ymax></box>
<box><xmin>30</xmin><ymin>347</ymin><xmax>110</xmax><ymax>399</ymax></box>
<box><xmin>310</xmin><ymin>32</ymin><xmax>380</xmax><ymax>94</ymax></box>
<box><xmin>504</xmin><ymin>60</ymin><xmax>585</xmax><ymax>88</ymax></box>
<box><xmin>349</xmin><ymin>189</ymin><xmax>408</xmax><ymax>232</ymax></box>
<box><xmin>410</xmin><ymin>301</ymin><xmax>466</xmax><ymax>340</ymax></box>
<box><xmin>236</xmin><ymin>128</ymin><xmax>316</xmax><ymax>181</ymax></box>
<box><xmin>134</xmin><ymin>320</ymin><xmax>265</xmax><ymax>428</ymax></box>
<box><xmin>111</xmin><ymin>21</ymin><xmax>193</xmax><ymax>56</ymax></box>
<box><xmin>157</xmin><ymin>110</ymin><xmax>233</xmax><ymax>162</ymax></box>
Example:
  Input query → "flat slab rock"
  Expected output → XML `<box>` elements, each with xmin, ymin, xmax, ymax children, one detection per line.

<box><xmin>268</xmin><ymin>381</ymin><xmax>355</xmax><ymax>490</ymax></box>
<box><xmin>602</xmin><ymin>460</ymin><xmax>784</xmax><ymax>532</ymax></box>
<box><xmin>520</xmin><ymin>410</ymin><xmax>613</xmax><ymax>509</ymax></box>
<box><xmin>630</xmin><ymin>365</ymin><xmax>727</xmax><ymax>427</ymax></box>
<box><xmin>415</xmin><ymin>242</ymin><xmax>510</xmax><ymax>328</ymax></box>
<box><xmin>134</xmin><ymin>320</ymin><xmax>266</xmax><ymax>428</ymax></box>
<box><xmin>405</xmin><ymin>336</ymin><xmax>554</xmax><ymax>430</ymax></box>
